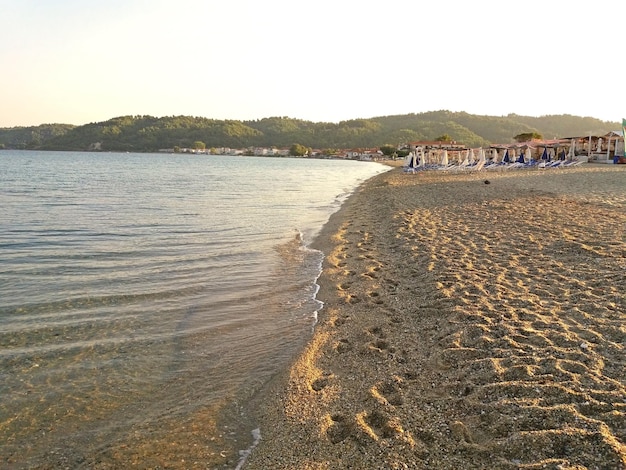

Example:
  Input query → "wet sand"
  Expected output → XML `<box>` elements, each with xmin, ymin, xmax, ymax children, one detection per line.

<box><xmin>245</xmin><ymin>164</ymin><xmax>626</xmax><ymax>469</ymax></box>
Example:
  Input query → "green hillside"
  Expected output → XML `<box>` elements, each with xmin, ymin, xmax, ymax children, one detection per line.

<box><xmin>0</xmin><ymin>111</ymin><xmax>619</xmax><ymax>152</ymax></box>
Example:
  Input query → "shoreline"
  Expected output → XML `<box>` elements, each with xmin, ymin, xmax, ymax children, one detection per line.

<box><xmin>245</xmin><ymin>164</ymin><xmax>626</xmax><ymax>469</ymax></box>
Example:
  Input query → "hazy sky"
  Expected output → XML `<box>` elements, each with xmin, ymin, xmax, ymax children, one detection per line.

<box><xmin>1</xmin><ymin>0</ymin><xmax>623</xmax><ymax>127</ymax></box>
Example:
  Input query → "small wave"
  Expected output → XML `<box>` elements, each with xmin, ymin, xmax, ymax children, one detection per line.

<box><xmin>235</xmin><ymin>427</ymin><xmax>261</xmax><ymax>470</ymax></box>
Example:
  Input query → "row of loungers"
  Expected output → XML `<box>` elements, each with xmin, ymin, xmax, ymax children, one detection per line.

<box><xmin>404</xmin><ymin>159</ymin><xmax>583</xmax><ymax>173</ymax></box>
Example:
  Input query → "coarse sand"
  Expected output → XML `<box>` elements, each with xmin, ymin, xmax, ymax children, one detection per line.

<box><xmin>244</xmin><ymin>164</ymin><xmax>626</xmax><ymax>470</ymax></box>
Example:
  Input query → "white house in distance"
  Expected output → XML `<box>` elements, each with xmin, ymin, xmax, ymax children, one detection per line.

<box><xmin>407</xmin><ymin>140</ymin><xmax>465</xmax><ymax>153</ymax></box>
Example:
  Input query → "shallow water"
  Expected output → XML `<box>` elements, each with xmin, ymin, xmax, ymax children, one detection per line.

<box><xmin>0</xmin><ymin>150</ymin><xmax>388</xmax><ymax>468</ymax></box>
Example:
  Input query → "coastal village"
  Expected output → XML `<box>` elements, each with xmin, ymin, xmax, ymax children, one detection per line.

<box><xmin>169</xmin><ymin>129</ymin><xmax>626</xmax><ymax>165</ymax></box>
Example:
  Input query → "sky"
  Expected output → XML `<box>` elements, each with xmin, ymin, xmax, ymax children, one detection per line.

<box><xmin>1</xmin><ymin>0</ymin><xmax>623</xmax><ymax>128</ymax></box>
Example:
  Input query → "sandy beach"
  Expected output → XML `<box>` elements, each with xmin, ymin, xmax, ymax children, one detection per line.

<box><xmin>244</xmin><ymin>164</ymin><xmax>626</xmax><ymax>469</ymax></box>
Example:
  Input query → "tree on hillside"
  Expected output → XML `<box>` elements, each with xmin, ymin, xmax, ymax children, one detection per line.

<box><xmin>194</xmin><ymin>141</ymin><xmax>206</xmax><ymax>150</ymax></box>
<box><xmin>434</xmin><ymin>134</ymin><xmax>453</xmax><ymax>142</ymax></box>
<box><xmin>514</xmin><ymin>132</ymin><xmax>542</xmax><ymax>142</ymax></box>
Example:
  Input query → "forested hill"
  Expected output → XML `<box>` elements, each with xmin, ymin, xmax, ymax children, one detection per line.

<box><xmin>0</xmin><ymin>111</ymin><xmax>619</xmax><ymax>152</ymax></box>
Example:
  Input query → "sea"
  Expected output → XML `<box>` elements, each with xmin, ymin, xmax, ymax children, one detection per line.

<box><xmin>0</xmin><ymin>150</ymin><xmax>389</xmax><ymax>469</ymax></box>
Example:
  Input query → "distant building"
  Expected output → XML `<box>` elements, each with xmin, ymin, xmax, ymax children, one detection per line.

<box><xmin>407</xmin><ymin>140</ymin><xmax>465</xmax><ymax>152</ymax></box>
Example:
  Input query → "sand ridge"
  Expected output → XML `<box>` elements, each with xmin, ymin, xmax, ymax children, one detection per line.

<box><xmin>245</xmin><ymin>165</ymin><xmax>626</xmax><ymax>469</ymax></box>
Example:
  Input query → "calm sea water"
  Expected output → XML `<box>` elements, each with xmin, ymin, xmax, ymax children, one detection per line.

<box><xmin>0</xmin><ymin>150</ymin><xmax>388</xmax><ymax>468</ymax></box>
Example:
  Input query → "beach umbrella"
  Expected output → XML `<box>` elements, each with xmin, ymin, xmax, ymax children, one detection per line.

<box><xmin>404</xmin><ymin>152</ymin><xmax>413</xmax><ymax>167</ymax></box>
<box><xmin>417</xmin><ymin>147</ymin><xmax>425</xmax><ymax>167</ymax></box>
<box><xmin>524</xmin><ymin>147</ymin><xmax>532</xmax><ymax>162</ymax></box>
<box><xmin>491</xmin><ymin>148</ymin><xmax>499</xmax><ymax>163</ymax></box>
<box><xmin>468</xmin><ymin>148</ymin><xmax>475</xmax><ymax>164</ymax></box>
<box><xmin>568</xmin><ymin>139</ymin><xmax>576</xmax><ymax>159</ymax></box>
<box><xmin>478</xmin><ymin>148</ymin><xmax>486</xmax><ymax>163</ymax></box>
<box><xmin>405</xmin><ymin>151</ymin><xmax>418</xmax><ymax>169</ymax></box>
<box><xmin>441</xmin><ymin>149</ymin><xmax>449</xmax><ymax>166</ymax></box>
<box><xmin>503</xmin><ymin>149</ymin><xmax>510</xmax><ymax>163</ymax></box>
<box><xmin>461</xmin><ymin>150</ymin><xmax>470</xmax><ymax>166</ymax></box>
<box><xmin>540</xmin><ymin>148</ymin><xmax>548</xmax><ymax>160</ymax></box>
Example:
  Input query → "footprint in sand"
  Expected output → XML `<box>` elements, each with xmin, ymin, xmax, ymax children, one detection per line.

<box><xmin>371</xmin><ymin>379</ymin><xmax>405</xmax><ymax>407</ymax></box>
<box><xmin>363</xmin><ymin>265</ymin><xmax>382</xmax><ymax>280</ymax></box>
<box><xmin>370</xmin><ymin>339</ymin><xmax>391</xmax><ymax>352</ymax></box>
<box><xmin>334</xmin><ymin>338</ymin><xmax>352</xmax><ymax>354</ymax></box>
<box><xmin>325</xmin><ymin>413</ymin><xmax>353</xmax><ymax>444</ymax></box>
<box><xmin>310</xmin><ymin>372</ymin><xmax>333</xmax><ymax>392</ymax></box>
<box><xmin>332</xmin><ymin>316</ymin><xmax>349</xmax><ymax>327</ymax></box>
<box><xmin>366</xmin><ymin>326</ymin><xmax>395</xmax><ymax>355</ymax></box>
<box><xmin>384</xmin><ymin>277</ymin><xmax>400</xmax><ymax>287</ymax></box>
<box><xmin>355</xmin><ymin>410</ymin><xmax>396</xmax><ymax>441</ymax></box>
<box><xmin>368</xmin><ymin>326</ymin><xmax>385</xmax><ymax>337</ymax></box>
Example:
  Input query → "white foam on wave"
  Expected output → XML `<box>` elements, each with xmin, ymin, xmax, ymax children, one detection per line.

<box><xmin>295</xmin><ymin>229</ymin><xmax>325</xmax><ymax>330</ymax></box>
<box><xmin>235</xmin><ymin>427</ymin><xmax>262</xmax><ymax>470</ymax></box>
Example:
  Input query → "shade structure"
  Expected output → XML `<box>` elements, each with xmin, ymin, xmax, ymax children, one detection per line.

<box><xmin>478</xmin><ymin>148</ymin><xmax>486</xmax><ymax>163</ymax></box>
<box><xmin>491</xmin><ymin>148</ymin><xmax>499</xmax><ymax>163</ymax></box>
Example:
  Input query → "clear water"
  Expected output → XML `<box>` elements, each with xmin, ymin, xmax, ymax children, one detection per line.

<box><xmin>0</xmin><ymin>150</ymin><xmax>388</xmax><ymax>468</ymax></box>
